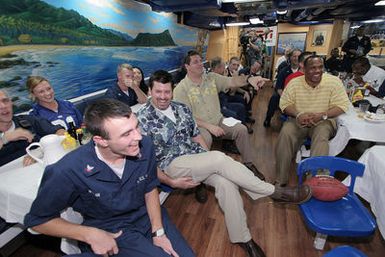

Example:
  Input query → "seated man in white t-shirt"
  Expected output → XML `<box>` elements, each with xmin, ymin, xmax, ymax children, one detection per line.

<box><xmin>352</xmin><ymin>57</ymin><xmax>385</xmax><ymax>97</ymax></box>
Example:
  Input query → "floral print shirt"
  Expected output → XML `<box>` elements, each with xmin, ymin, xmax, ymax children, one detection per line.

<box><xmin>137</xmin><ymin>100</ymin><xmax>205</xmax><ymax>170</ymax></box>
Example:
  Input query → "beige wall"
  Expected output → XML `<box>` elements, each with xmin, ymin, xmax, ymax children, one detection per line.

<box><xmin>207</xmin><ymin>21</ymin><xmax>345</xmax><ymax>74</ymax></box>
<box><xmin>273</xmin><ymin>21</ymin><xmax>344</xmax><ymax>70</ymax></box>
<box><xmin>206</xmin><ymin>30</ymin><xmax>226</xmax><ymax>61</ymax></box>
<box><xmin>206</xmin><ymin>27</ymin><xmax>240</xmax><ymax>63</ymax></box>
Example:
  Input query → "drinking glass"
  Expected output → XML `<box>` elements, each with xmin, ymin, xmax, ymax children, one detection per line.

<box><xmin>359</xmin><ymin>103</ymin><xmax>370</xmax><ymax>113</ymax></box>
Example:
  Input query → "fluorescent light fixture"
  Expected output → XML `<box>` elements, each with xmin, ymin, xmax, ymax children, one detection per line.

<box><xmin>249</xmin><ymin>18</ymin><xmax>263</xmax><ymax>24</ymax></box>
<box><xmin>350</xmin><ymin>25</ymin><xmax>361</xmax><ymax>29</ymax></box>
<box><xmin>222</xmin><ymin>0</ymin><xmax>255</xmax><ymax>3</ymax></box>
<box><xmin>375</xmin><ymin>1</ymin><xmax>385</xmax><ymax>6</ymax></box>
<box><xmin>276</xmin><ymin>9</ymin><xmax>288</xmax><ymax>15</ymax></box>
<box><xmin>209</xmin><ymin>21</ymin><xmax>221</xmax><ymax>27</ymax></box>
<box><xmin>226</xmin><ymin>22</ymin><xmax>250</xmax><ymax>26</ymax></box>
<box><xmin>362</xmin><ymin>19</ymin><xmax>384</xmax><ymax>23</ymax></box>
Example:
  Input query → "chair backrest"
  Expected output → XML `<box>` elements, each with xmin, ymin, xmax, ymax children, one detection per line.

<box><xmin>323</xmin><ymin>245</ymin><xmax>367</xmax><ymax>257</ymax></box>
<box><xmin>297</xmin><ymin>156</ymin><xmax>365</xmax><ymax>194</ymax></box>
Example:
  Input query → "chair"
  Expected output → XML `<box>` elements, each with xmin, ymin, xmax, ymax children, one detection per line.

<box><xmin>297</xmin><ymin>156</ymin><xmax>376</xmax><ymax>250</ymax></box>
<box><xmin>323</xmin><ymin>245</ymin><xmax>367</xmax><ymax>257</ymax></box>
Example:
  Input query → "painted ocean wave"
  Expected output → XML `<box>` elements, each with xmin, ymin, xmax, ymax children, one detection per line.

<box><xmin>0</xmin><ymin>45</ymin><xmax>196</xmax><ymax>109</ymax></box>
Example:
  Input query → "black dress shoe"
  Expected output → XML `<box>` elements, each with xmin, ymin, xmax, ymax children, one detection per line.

<box><xmin>246</xmin><ymin>117</ymin><xmax>256</xmax><ymax>124</ymax></box>
<box><xmin>244</xmin><ymin>163</ymin><xmax>266</xmax><ymax>181</ymax></box>
<box><xmin>263</xmin><ymin>119</ymin><xmax>270</xmax><ymax>128</ymax></box>
<box><xmin>195</xmin><ymin>184</ymin><xmax>208</xmax><ymax>203</ymax></box>
<box><xmin>222</xmin><ymin>140</ymin><xmax>240</xmax><ymax>154</ymax></box>
<box><xmin>270</xmin><ymin>185</ymin><xmax>312</xmax><ymax>204</ymax></box>
<box><xmin>246</xmin><ymin>124</ymin><xmax>254</xmax><ymax>134</ymax></box>
<box><xmin>239</xmin><ymin>239</ymin><xmax>266</xmax><ymax>257</ymax></box>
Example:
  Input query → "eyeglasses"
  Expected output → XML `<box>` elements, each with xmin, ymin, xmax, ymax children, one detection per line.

<box><xmin>0</xmin><ymin>98</ymin><xmax>11</xmax><ymax>105</ymax></box>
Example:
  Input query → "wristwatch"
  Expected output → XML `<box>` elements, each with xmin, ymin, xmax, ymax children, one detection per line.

<box><xmin>151</xmin><ymin>228</ymin><xmax>165</xmax><ymax>237</ymax></box>
<box><xmin>322</xmin><ymin>113</ymin><xmax>328</xmax><ymax>120</ymax></box>
<box><xmin>0</xmin><ymin>132</ymin><xmax>8</xmax><ymax>144</ymax></box>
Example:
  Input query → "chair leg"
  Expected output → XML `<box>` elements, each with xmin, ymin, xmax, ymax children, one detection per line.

<box><xmin>313</xmin><ymin>233</ymin><xmax>327</xmax><ymax>250</ymax></box>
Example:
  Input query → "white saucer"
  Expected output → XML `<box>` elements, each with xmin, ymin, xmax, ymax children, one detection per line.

<box><xmin>363</xmin><ymin>113</ymin><xmax>385</xmax><ymax>123</ymax></box>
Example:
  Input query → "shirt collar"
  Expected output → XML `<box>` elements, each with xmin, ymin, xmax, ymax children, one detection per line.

<box><xmin>81</xmin><ymin>140</ymin><xmax>147</xmax><ymax>184</ymax></box>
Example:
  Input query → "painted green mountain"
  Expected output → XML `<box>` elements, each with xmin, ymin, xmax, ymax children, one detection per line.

<box><xmin>0</xmin><ymin>0</ymin><xmax>128</xmax><ymax>45</ymax></box>
<box><xmin>0</xmin><ymin>0</ymin><xmax>176</xmax><ymax>47</ymax></box>
<box><xmin>131</xmin><ymin>30</ymin><xmax>176</xmax><ymax>46</ymax></box>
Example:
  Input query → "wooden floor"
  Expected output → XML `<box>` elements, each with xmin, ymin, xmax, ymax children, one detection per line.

<box><xmin>6</xmin><ymin>85</ymin><xmax>385</xmax><ymax>257</ymax></box>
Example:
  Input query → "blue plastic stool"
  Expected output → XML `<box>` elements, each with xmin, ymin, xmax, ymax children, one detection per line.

<box><xmin>323</xmin><ymin>245</ymin><xmax>367</xmax><ymax>257</ymax></box>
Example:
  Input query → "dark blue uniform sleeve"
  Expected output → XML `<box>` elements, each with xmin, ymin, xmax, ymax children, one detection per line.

<box><xmin>238</xmin><ymin>67</ymin><xmax>250</xmax><ymax>76</ymax></box>
<box><xmin>29</xmin><ymin>105</ymin><xmax>39</xmax><ymax>117</ymax></box>
<box><xmin>24</xmin><ymin>165</ymin><xmax>78</xmax><ymax>227</ymax></box>
<box><xmin>26</xmin><ymin>115</ymin><xmax>63</xmax><ymax>136</ymax></box>
<box><xmin>142</xmin><ymin>137</ymin><xmax>160</xmax><ymax>193</ymax></box>
<box><xmin>104</xmin><ymin>86</ymin><xmax>117</xmax><ymax>99</ymax></box>
<box><xmin>276</xmin><ymin>68</ymin><xmax>288</xmax><ymax>90</ymax></box>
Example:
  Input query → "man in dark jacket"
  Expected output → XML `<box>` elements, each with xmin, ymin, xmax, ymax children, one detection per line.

<box><xmin>0</xmin><ymin>90</ymin><xmax>64</xmax><ymax>167</ymax></box>
<box><xmin>105</xmin><ymin>63</ymin><xmax>148</xmax><ymax>106</ymax></box>
<box><xmin>342</xmin><ymin>26</ymin><xmax>372</xmax><ymax>72</ymax></box>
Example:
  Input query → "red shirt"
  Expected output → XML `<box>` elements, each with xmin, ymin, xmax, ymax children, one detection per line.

<box><xmin>284</xmin><ymin>71</ymin><xmax>304</xmax><ymax>89</ymax></box>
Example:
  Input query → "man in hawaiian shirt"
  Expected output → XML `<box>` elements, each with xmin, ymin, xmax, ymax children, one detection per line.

<box><xmin>137</xmin><ymin>70</ymin><xmax>311</xmax><ymax>257</ymax></box>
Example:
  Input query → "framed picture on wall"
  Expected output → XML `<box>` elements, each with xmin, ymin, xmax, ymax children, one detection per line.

<box><xmin>312</xmin><ymin>30</ymin><xmax>327</xmax><ymax>46</ymax></box>
<box><xmin>276</xmin><ymin>32</ymin><xmax>307</xmax><ymax>55</ymax></box>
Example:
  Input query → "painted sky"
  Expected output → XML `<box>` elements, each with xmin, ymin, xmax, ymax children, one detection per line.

<box><xmin>43</xmin><ymin>0</ymin><xmax>199</xmax><ymax>46</ymax></box>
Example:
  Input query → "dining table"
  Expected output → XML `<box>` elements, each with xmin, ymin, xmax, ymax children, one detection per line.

<box><xmin>0</xmin><ymin>155</ymin><xmax>84</xmax><ymax>254</ymax></box>
<box><xmin>328</xmin><ymin>95</ymin><xmax>385</xmax><ymax>156</ymax></box>
<box><xmin>343</xmin><ymin>145</ymin><xmax>385</xmax><ymax>239</ymax></box>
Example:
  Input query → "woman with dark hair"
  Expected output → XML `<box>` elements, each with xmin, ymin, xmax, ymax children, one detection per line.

<box><xmin>133</xmin><ymin>66</ymin><xmax>149</xmax><ymax>95</ymax></box>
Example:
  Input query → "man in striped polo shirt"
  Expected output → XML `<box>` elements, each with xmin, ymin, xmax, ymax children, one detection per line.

<box><xmin>275</xmin><ymin>55</ymin><xmax>350</xmax><ymax>186</ymax></box>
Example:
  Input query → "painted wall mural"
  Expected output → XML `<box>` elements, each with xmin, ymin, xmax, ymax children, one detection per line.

<box><xmin>0</xmin><ymin>0</ymin><xmax>207</xmax><ymax>112</ymax></box>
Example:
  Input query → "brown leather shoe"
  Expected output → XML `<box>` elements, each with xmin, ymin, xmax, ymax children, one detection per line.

<box><xmin>270</xmin><ymin>185</ymin><xmax>312</xmax><ymax>204</ymax></box>
<box><xmin>239</xmin><ymin>239</ymin><xmax>266</xmax><ymax>257</ymax></box>
<box><xmin>195</xmin><ymin>184</ymin><xmax>208</xmax><ymax>203</ymax></box>
<box><xmin>245</xmin><ymin>163</ymin><xmax>266</xmax><ymax>181</ymax></box>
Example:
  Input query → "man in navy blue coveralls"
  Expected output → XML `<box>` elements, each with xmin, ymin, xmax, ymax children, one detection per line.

<box><xmin>24</xmin><ymin>98</ymin><xmax>195</xmax><ymax>257</ymax></box>
<box><xmin>105</xmin><ymin>63</ymin><xmax>148</xmax><ymax>106</ymax></box>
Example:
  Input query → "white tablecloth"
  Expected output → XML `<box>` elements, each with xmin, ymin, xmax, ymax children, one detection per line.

<box><xmin>0</xmin><ymin>157</ymin><xmax>82</xmax><ymax>254</ymax></box>
<box><xmin>0</xmin><ymin>159</ymin><xmax>44</xmax><ymax>224</ymax></box>
<box><xmin>329</xmin><ymin>96</ymin><xmax>385</xmax><ymax>156</ymax></box>
<box><xmin>344</xmin><ymin>146</ymin><xmax>385</xmax><ymax>239</ymax></box>
<box><xmin>0</xmin><ymin>152</ymin><xmax>169</xmax><ymax>254</ymax></box>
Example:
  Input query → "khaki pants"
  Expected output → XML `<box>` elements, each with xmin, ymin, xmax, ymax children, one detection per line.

<box><xmin>165</xmin><ymin>151</ymin><xmax>275</xmax><ymax>243</ymax></box>
<box><xmin>199</xmin><ymin>121</ymin><xmax>255</xmax><ymax>164</ymax></box>
<box><xmin>275</xmin><ymin>118</ymin><xmax>336</xmax><ymax>185</ymax></box>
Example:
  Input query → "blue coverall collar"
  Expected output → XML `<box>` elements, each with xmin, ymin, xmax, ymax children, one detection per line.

<box><xmin>81</xmin><ymin>141</ymin><xmax>148</xmax><ymax>184</ymax></box>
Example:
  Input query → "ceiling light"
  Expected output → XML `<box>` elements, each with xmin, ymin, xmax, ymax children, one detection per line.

<box><xmin>362</xmin><ymin>19</ymin><xmax>384</xmax><ymax>23</ymax></box>
<box><xmin>249</xmin><ymin>18</ymin><xmax>263</xmax><ymax>24</ymax></box>
<box><xmin>350</xmin><ymin>25</ymin><xmax>361</xmax><ymax>29</ymax></box>
<box><xmin>209</xmin><ymin>21</ymin><xmax>221</xmax><ymax>27</ymax></box>
<box><xmin>222</xmin><ymin>0</ymin><xmax>255</xmax><ymax>3</ymax></box>
<box><xmin>276</xmin><ymin>9</ymin><xmax>288</xmax><ymax>15</ymax></box>
<box><xmin>226</xmin><ymin>21</ymin><xmax>250</xmax><ymax>26</ymax></box>
<box><xmin>375</xmin><ymin>1</ymin><xmax>385</xmax><ymax>6</ymax></box>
